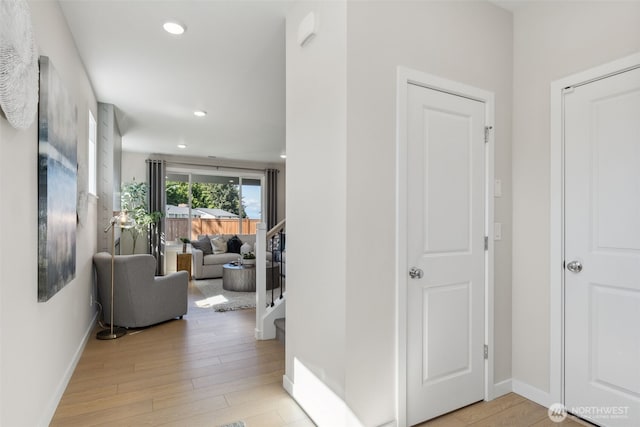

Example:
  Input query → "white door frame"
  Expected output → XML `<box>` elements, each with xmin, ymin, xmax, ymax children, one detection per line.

<box><xmin>396</xmin><ymin>67</ymin><xmax>495</xmax><ymax>427</ymax></box>
<box><xmin>549</xmin><ymin>52</ymin><xmax>640</xmax><ymax>406</ymax></box>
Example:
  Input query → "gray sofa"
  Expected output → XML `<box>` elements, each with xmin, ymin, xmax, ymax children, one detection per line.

<box><xmin>191</xmin><ymin>234</ymin><xmax>259</xmax><ymax>279</ymax></box>
<box><xmin>93</xmin><ymin>252</ymin><xmax>189</xmax><ymax>328</ymax></box>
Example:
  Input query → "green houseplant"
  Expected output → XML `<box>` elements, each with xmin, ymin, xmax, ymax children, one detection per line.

<box><xmin>179</xmin><ymin>237</ymin><xmax>190</xmax><ymax>253</ymax></box>
<box><xmin>120</xmin><ymin>180</ymin><xmax>163</xmax><ymax>254</ymax></box>
<box><xmin>242</xmin><ymin>251</ymin><xmax>256</xmax><ymax>265</ymax></box>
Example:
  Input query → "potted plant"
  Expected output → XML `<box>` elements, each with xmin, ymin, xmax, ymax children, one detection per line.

<box><xmin>120</xmin><ymin>180</ymin><xmax>164</xmax><ymax>254</ymax></box>
<box><xmin>242</xmin><ymin>252</ymin><xmax>256</xmax><ymax>265</ymax></box>
<box><xmin>180</xmin><ymin>237</ymin><xmax>190</xmax><ymax>253</ymax></box>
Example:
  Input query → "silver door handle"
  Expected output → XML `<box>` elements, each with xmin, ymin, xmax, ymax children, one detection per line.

<box><xmin>409</xmin><ymin>267</ymin><xmax>424</xmax><ymax>279</ymax></box>
<box><xmin>566</xmin><ymin>260</ymin><xmax>583</xmax><ymax>273</ymax></box>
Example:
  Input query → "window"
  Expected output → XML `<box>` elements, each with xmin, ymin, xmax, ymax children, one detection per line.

<box><xmin>88</xmin><ymin>110</ymin><xmax>97</xmax><ymax>196</ymax></box>
<box><xmin>165</xmin><ymin>172</ymin><xmax>263</xmax><ymax>242</ymax></box>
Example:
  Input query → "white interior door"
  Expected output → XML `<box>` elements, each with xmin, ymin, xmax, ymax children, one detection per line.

<box><xmin>406</xmin><ymin>83</ymin><xmax>485</xmax><ymax>425</ymax></box>
<box><xmin>564</xmin><ymin>67</ymin><xmax>640</xmax><ymax>427</ymax></box>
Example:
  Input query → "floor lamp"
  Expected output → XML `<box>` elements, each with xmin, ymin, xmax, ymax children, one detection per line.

<box><xmin>96</xmin><ymin>211</ymin><xmax>135</xmax><ymax>340</ymax></box>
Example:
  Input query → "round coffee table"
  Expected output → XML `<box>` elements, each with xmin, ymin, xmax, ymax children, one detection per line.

<box><xmin>222</xmin><ymin>262</ymin><xmax>281</xmax><ymax>292</ymax></box>
<box><xmin>222</xmin><ymin>264</ymin><xmax>256</xmax><ymax>292</ymax></box>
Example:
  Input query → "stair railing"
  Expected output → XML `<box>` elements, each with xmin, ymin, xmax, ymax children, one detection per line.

<box><xmin>267</xmin><ymin>219</ymin><xmax>285</xmax><ymax>305</ymax></box>
<box><xmin>255</xmin><ymin>219</ymin><xmax>286</xmax><ymax>340</ymax></box>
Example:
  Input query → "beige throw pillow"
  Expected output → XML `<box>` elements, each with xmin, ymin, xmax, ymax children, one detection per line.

<box><xmin>210</xmin><ymin>236</ymin><xmax>227</xmax><ymax>254</ymax></box>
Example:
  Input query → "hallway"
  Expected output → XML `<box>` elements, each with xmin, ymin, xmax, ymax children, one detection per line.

<box><xmin>50</xmin><ymin>282</ymin><xmax>311</xmax><ymax>426</ymax></box>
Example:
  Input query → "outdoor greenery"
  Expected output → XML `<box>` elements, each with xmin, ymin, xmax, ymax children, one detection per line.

<box><xmin>121</xmin><ymin>180</ymin><xmax>163</xmax><ymax>254</ymax></box>
<box><xmin>166</xmin><ymin>181</ymin><xmax>247</xmax><ymax>217</ymax></box>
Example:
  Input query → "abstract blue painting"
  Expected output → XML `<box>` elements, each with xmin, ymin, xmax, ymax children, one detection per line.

<box><xmin>38</xmin><ymin>56</ymin><xmax>77</xmax><ymax>302</ymax></box>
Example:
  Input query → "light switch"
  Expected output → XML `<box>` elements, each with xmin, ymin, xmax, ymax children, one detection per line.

<box><xmin>494</xmin><ymin>179</ymin><xmax>502</xmax><ymax>197</ymax></box>
<box><xmin>494</xmin><ymin>223</ymin><xmax>502</xmax><ymax>241</ymax></box>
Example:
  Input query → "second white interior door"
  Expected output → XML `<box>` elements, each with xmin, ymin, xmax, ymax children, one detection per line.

<box><xmin>564</xmin><ymin>66</ymin><xmax>640</xmax><ymax>427</ymax></box>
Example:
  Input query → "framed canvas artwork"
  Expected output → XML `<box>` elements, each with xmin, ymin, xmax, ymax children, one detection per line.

<box><xmin>38</xmin><ymin>55</ymin><xmax>77</xmax><ymax>302</ymax></box>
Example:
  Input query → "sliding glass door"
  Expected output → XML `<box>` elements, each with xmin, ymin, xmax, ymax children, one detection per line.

<box><xmin>165</xmin><ymin>172</ymin><xmax>263</xmax><ymax>242</ymax></box>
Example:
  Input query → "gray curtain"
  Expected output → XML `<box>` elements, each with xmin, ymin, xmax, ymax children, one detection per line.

<box><xmin>147</xmin><ymin>159</ymin><xmax>166</xmax><ymax>275</ymax></box>
<box><xmin>265</xmin><ymin>169</ymin><xmax>278</xmax><ymax>230</ymax></box>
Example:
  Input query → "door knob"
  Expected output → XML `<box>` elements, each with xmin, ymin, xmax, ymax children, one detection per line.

<box><xmin>409</xmin><ymin>267</ymin><xmax>424</xmax><ymax>279</ymax></box>
<box><xmin>566</xmin><ymin>260</ymin><xmax>583</xmax><ymax>273</ymax></box>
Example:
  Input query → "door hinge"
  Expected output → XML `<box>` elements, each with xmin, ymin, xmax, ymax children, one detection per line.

<box><xmin>484</xmin><ymin>126</ymin><xmax>493</xmax><ymax>144</ymax></box>
<box><xmin>484</xmin><ymin>344</ymin><xmax>489</xmax><ymax>360</ymax></box>
<box><xmin>484</xmin><ymin>236</ymin><xmax>489</xmax><ymax>251</ymax></box>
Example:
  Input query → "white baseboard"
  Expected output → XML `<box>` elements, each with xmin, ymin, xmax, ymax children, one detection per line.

<box><xmin>493</xmin><ymin>379</ymin><xmax>513</xmax><ymax>398</ymax></box>
<box><xmin>39</xmin><ymin>311</ymin><xmax>98</xmax><ymax>427</ymax></box>
<box><xmin>283</xmin><ymin>374</ymin><xmax>294</xmax><ymax>396</ymax></box>
<box><xmin>512</xmin><ymin>379</ymin><xmax>553</xmax><ymax>408</ymax></box>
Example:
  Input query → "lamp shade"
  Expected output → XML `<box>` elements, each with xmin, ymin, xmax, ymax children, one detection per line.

<box><xmin>117</xmin><ymin>211</ymin><xmax>135</xmax><ymax>229</ymax></box>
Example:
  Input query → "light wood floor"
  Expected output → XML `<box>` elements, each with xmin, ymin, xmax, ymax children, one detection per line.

<box><xmin>418</xmin><ymin>393</ymin><xmax>589</xmax><ymax>427</ymax></box>
<box><xmin>52</xmin><ymin>282</ymin><xmax>589</xmax><ymax>427</ymax></box>
<box><xmin>51</xmin><ymin>281</ymin><xmax>313</xmax><ymax>427</ymax></box>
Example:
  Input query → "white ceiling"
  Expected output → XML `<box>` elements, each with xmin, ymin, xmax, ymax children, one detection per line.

<box><xmin>59</xmin><ymin>0</ymin><xmax>290</xmax><ymax>164</ymax></box>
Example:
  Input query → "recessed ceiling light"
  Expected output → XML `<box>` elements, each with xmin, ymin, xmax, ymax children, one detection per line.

<box><xmin>163</xmin><ymin>21</ymin><xmax>186</xmax><ymax>35</ymax></box>
<box><xmin>193</xmin><ymin>110</ymin><xmax>207</xmax><ymax>117</ymax></box>
<box><xmin>177</xmin><ymin>144</ymin><xmax>187</xmax><ymax>149</ymax></box>
<box><xmin>280</xmin><ymin>153</ymin><xmax>287</xmax><ymax>159</ymax></box>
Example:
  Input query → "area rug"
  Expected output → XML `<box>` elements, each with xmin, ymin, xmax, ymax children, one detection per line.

<box><xmin>193</xmin><ymin>279</ymin><xmax>256</xmax><ymax>312</ymax></box>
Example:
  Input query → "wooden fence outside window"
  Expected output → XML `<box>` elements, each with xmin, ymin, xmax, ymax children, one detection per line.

<box><xmin>166</xmin><ymin>218</ymin><xmax>260</xmax><ymax>241</ymax></box>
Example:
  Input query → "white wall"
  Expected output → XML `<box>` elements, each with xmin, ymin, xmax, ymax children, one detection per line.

<box><xmin>512</xmin><ymin>1</ymin><xmax>640</xmax><ymax>395</ymax></box>
<box><xmin>344</xmin><ymin>2</ymin><xmax>513</xmax><ymax>425</ymax></box>
<box><xmin>0</xmin><ymin>1</ymin><xmax>98</xmax><ymax>425</ymax></box>
<box><xmin>285</xmin><ymin>0</ymin><xmax>348</xmax><ymax>412</ymax></box>
<box><xmin>286</xmin><ymin>1</ymin><xmax>512</xmax><ymax>425</ymax></box>
<box><xmin>120</xmin><ymin>150</ymin><xmax>148</xmax><ymax>184</ymax></box>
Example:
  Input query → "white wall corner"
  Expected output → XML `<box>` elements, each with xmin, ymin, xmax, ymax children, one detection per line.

<box><xmin>283</xmin><ymin>374</ymin><xmax>294</xmax><ymax>396</ymax></box>
<box><xmin>493</xmin><ymin>379</ymin><xmax>513</xmax><ymax>398</ymax></box>
<box><xmin>512</xmin><ymin>379</ymin><xmax>553</xmax><ymax>408</ymax></box>
<box><xmin>284</xmin><ymin>359</ymin><xmax>365</xmax><ymax>427</ymax></box>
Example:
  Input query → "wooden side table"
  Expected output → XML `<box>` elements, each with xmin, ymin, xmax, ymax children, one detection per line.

<box><xmin>176</xmin><ymin>253</ymin><xmax>192</xmax><ymax>280</ymax></box>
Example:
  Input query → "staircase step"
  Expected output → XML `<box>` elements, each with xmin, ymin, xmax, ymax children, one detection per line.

<box><xmin>274</xmin><ymin>318</ymin><xmax>285</xmax><ymax>344</ymax></box>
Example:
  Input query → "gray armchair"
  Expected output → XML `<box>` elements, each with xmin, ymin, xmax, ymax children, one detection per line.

<box><xmin>93</xmin><ymin>252</ymin><xmax>188</xmax><ymax>328</ymax></box>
